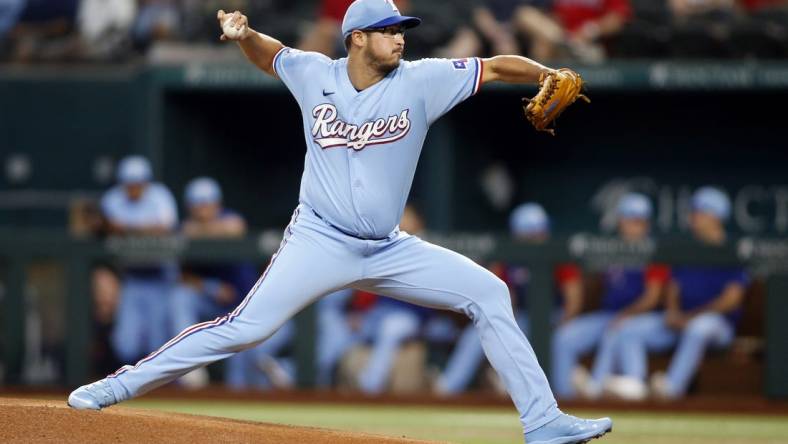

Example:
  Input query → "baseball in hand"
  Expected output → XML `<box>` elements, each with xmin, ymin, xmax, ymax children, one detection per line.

<box><xmin>218</xmin><ymin>10</ymin><xmax>248</xmax><ymax>41</ymax></box>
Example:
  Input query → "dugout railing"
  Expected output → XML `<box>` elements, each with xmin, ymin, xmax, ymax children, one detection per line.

<box><xmin>1</xmin><ymin>230</ymin><xmax>787</xmax><ymax>398</ymax></box>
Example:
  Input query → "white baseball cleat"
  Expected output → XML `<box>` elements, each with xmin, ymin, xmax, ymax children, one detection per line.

<box><xmin>68</xmin><ymin>378</ymin><xmax>117</xmax><ymax>410</ymax></box>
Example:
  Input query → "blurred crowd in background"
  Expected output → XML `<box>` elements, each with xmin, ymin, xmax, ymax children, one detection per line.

<box><xmin>1</xmin><ymin>0</ymin><xmax>788</xmax><ymax>63</ymax></box>
<box><xmin>75</xmin><ymin>155</ymin><xmax>760</xmax><ymax>402</ymax></box>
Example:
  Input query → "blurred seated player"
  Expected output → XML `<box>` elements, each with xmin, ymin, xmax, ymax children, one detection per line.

<box><xmin>432</xmin><ymin>203</ymin><xmax>583</xmax><ymax>395</ymax></box>
<box><xmin>172</xmin><ymin>177</ymin><xmax>296</xmax><ymax>390</ymax></box>
<box><xmin>510</xmin><ymin>1</ymin><xmax>568</xmax><ymax>61</ymax></box>
<box><xmin>435</xmin><ymin>0</ymin><xmax>545</xmax><ymax>59</ymax></box>
<box><xmin>554</xmin><ymin>193</ymin><xmax>670</xmax><ymax>400</ymax></box>
<box><xmin>540</xmin><ymin>0</ymin><xmax>631</xmax><ymax>61</ymax></box>
<box><xmin>605</xmin><ymin>186</ymin><xmax>748</xmax><ymax>400</ymax></box>
<box><xmin>463</xmin><ymin>0</ymin><xmax>525</xmax><ymax>56</ymax></box>
<box><xmin>101</xmin><ymin>155</ymin><xmax>178</xmax><ymax>364</ymax></box>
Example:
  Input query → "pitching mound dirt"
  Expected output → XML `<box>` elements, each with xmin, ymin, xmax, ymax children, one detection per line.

<box><xmin>0</xmin><ymin>398</ymin><xmax>439</xmax><ymax>443</ymax></box>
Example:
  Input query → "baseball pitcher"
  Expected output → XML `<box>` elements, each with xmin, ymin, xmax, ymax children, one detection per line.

<box><xmin>69</xmin><ymin>2</ymin><xmax>606</xmax><ymax>442</ymax></box>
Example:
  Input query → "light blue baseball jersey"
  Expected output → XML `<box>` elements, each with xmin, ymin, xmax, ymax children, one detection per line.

<box><xmin>101</xmin><ymin>183</ymin><xmax>178</xmax><ymax>229</ymax></box>
<box><xmin>273</xmin><ymin>48</ymin><xmax>482</xmax><ymax>239</ymax></box>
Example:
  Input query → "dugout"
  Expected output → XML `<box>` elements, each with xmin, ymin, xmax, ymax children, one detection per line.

<box><xmin>1</xmin><ymin>60</ymin><xmax>788</xmax><ymax>397</ymax></box>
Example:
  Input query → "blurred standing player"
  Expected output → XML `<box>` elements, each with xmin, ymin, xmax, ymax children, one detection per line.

<box><xmin>605</xmin><ymin>187</ymin><xmax>748</xmax><ymax>400</ymax></box>
<box><xmin>433</xmin><ymin>203</ymin><xmax>584</xmax><ymax>395</ymax></box>
<box><xmin>172</xmin><ymin>177</ymin><xmax>295</xmax><ymax>389</ymax></box>
<box><xmin>555</xmin><ymin>193</ymin><xmax>669</xmax><ymax>399</ymax></box>
<box><xmin>100</xmin><ymin>155</ymin><xmax>178</xmax><ymax>364</ymax></box>
<box><xmin>70</xmin><ymin>2</ymin><xmax>611</xmax><ymax>442</ymax></box>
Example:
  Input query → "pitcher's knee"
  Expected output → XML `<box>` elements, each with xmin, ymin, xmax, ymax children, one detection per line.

<box><xmin>479</xmin><ymin>276</ymin><xmax>513</xmax><ymax>307</ymax></box>
<box><xmin>457</xmin><ymin>274</ymin><xmax>513</xmax><ymax>323</ymax></box>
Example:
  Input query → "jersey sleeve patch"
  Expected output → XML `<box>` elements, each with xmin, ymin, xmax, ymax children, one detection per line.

<box><xmin>452</xmin><ymin>58</ymin><xmax>469</xmax><ymax>70</ymax></box>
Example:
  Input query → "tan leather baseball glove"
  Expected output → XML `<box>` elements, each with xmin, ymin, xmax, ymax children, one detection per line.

<box><xmin>523</xmin><ymin>68</ymin><xmax>590</xmax><ymax>135</ymax></box>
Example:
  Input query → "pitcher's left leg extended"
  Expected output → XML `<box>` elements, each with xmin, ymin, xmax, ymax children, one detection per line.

<box><xmin>360</xmin><ymin>234</ymin><xmax>560</xmax><ymax>433</ymax></box>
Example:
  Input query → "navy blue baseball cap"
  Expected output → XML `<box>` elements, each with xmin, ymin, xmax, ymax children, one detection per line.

<box><xmin>341</xmin><ymin>0</ymin><xmax>421</xmax><ymax>39</ymax></box>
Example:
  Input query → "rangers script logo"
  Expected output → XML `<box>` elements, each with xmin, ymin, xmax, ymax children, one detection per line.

<box><xmin>311</xmin><ymin>103</ymin><xmax>411</xmax><ymax>150</ymax></box>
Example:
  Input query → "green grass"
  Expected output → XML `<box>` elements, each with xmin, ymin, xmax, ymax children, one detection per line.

<box><xmin>128</xmin><ymin>400</ymin><xmax>788</xmax><ymax>444</ymax></box>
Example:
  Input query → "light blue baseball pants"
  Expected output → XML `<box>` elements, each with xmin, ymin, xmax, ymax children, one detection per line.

<box><xmin>614</xmin><ymin>311</ymin><xmax>735</xmax><ymax>396</ymax></box>
<box><xmin>551</xmin><ymin>311</ymin><xmax>616</xmax><ymax>399</ymax></box>
<box><xmin>106</xmin><ymin>205</ymin><xmax>560</xmax><ymax>433</ymax></box>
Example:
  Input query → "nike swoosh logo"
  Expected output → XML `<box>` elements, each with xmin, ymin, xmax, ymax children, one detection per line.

<box><xmin>323</xmin><ymin>90</ymin><xmax>335</xmax><ymax>96</ymax></box>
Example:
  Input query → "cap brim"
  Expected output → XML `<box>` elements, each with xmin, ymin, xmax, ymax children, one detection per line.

<box><xmin>366</xmin><ymin>15</ymin><xmax>421</xmax><ymax>30</ymax></box>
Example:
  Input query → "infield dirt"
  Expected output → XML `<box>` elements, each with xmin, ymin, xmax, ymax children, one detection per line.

<box><xmin>0</xmin><ymin>397</ymin><xmax>441</xmax><ymax>443</ymax></box>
